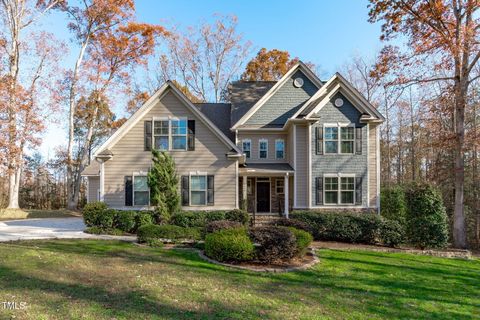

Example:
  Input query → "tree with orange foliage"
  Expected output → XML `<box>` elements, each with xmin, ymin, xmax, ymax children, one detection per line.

<box><xmin>0</xmin><ymin>0</ymin><xmax>64</xmax><ymax>209</ymax></box>
<box><xmin>61</xmin><ymin>0</ymin><xmax>166</xmax><ymax>209</ymax></box>
<box><xmin>368</xmin><ymin>0</ymin><xmax>480</xmax><ymax>248</ymax></box>
<box><xmin>241</xmin><ymin>48</ymin><xmax>314</xmax><ymax>81</ymax></box>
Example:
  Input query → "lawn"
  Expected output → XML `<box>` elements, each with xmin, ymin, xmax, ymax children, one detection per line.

<box><xmin>0</xmin><ymin>209</ymin><xmax>81</xmax><ymax>220</ymax></box>
<box><xmin>0</xmin><ymin>240</ymin><xmax>478</xmax><ymax>319</ymax></box>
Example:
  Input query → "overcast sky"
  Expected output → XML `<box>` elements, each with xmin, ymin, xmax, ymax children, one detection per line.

<box><xmin>37</xmin><ymin>0</ymin><xmax>384</xmax><ymax>159</ymax></box>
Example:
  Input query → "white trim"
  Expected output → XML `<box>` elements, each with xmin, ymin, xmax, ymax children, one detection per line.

<box><xmin>241</xmin><ymin>139</ymin><xmax>252</xmax><ymax>159</ymax></box>
<box><xmin>231</xmin><ymin>61</ymin><xmax>323</xmax><ymax>129</ymax></box>
<box><xmin>235</xmin><ymin>161</ymin><xmax>239</xmax><ymax>209</ymax></box>
<box><xmin>284</xmin><ymin>173</ymin><xmax>289</xmax><ymax>218</ymax></box>
<box><xmin>376</xmin><ymin>124</ymin><xmax>381</xmax><ymax>214</ymax></box>
<box><xmin>293</xmin><ymin>125</ymin><xmax>297</xmax><ymax>208</ymax></box>
<box><xmin>275</xmin><ymin>178</ymin><xmax>285</xmax><ymax>194</ymax></box>
<box><xmin>366</xmin><ymin>123</ymin><xmax>370</xmax><ymax>207</ymax></box>
<box><xmin>275</xmin><ymin>138</ymin><xmax>285</xmax><ymax>160</ymax></box>
<box><xmin>93</xmin><ymin>81</ymin><xmax>242</xmax><ymax>157</ymax></box>
<box><xmin>99</xmin><ymin>162</ymin><xmax>105</xmax><ymax>202</ymax></box>
<box><xmin>258</xmin><ymin>138</ymin><xmax>268</xmax><ymax>159</ymax></box>
<box><xmin>189</xmin><ymin>173</ymin><xmax>208</xmax><ymax>207</ymax></box>
<box><xmin>307</xmin><ymin>122</ymin><xmax>312</xmax><ymax>208</ymax></box>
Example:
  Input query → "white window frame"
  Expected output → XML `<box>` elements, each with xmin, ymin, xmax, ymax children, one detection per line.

<box><xmin>323</xmin><ymin>123</ymin><xmax>355</xmax><ymax>155</ymax></box>
<box><xmin>323</xmin><ymin>173</ymin><xmax>355</xmax><ymax>205</ymax></box>
<box><xmin>275</xmin><ymin>179</ymin><xmax>284</xmax><ymax>194</ymax></box>
<box><xmin>275</xmin><ymin>139</ymin><xmax>285</xmax><ymax>159</ymax></box>
<box><xmin>259</xmin><ymin>139</ymin><xmax>268</xmax><ymax>159</ymax></box>
<box><xmin>152</xmin><ymin>116</ymin><xmax>188</xmax><ymax>151</ymax></box>
<box><xmin>189</xmin><ymin>172</ymin><xmax>208</xmax><ymax>206</ymax></box>
<box><xmin>133</xmin><ymin>172</ymin><xmax>150</xmax><ymax>206</ymax></box>
<box><xmin>242</xmin><ymin>139</ymin><xmax>251</xmax><ymax>159</ymax></box>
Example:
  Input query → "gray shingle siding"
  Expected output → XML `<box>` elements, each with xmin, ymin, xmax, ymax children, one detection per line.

<box><xmin>245</xmin><ymin>70</ymin><xmax>318</xmax><ymax>126</ymax></box>
<box><xmin>310</xmin><ymin>92</ymin><xmax>369</xmax><ymax>207</ymax></box>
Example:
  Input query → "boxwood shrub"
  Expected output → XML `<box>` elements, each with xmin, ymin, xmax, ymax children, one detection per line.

<box><xmin>286</xmin><ymin>227</ymin><xmax>313</xmax><ymax>256</ymax></box>
<box><xmin>381</xmin><ymin>186</ymin><xmax>407</xmax><ymax>225</ymax></box>
<box><xmin>82</xmin><ymin>201</ymin><xmax>108</xmax><ymax>227</ymax></box>
<box><xmin>249</xmin><ymin>226</ymin><xmax>297</xmax><ymax>262</ymax></box>
<box><xmin>269</xmin><ymin>218</ymin><xmax>312</xmax><ymax>234</ymax></box>
<box><xmin>135</xmin><ymin>211</ymin><xmax>154</xmax><ymax>231</ymax></box>
<box><xmin>96</xmin><ymin>208</ymin><xmax>116</xmax><ymax>229</ymax></box>
<box><xmin>115</xmin><ymin>210</ymin><xmax>136</xmax><ymax>233</ymax></box>
<box><xmin>380</xmin><ymin>219</ymin><xmax>405</xmax><ymax>247</ymax></box>
<box><xmin>137</xmin><ymin>224</ymin><xmax>201</xmax><ymax>243</ymax></box>
<box><xmin>225</xmin><ymin>209</ymin><xmax>250</xmax><ymax>225</ymax></box>
<box><xmin>205</xmin><ymin>220</ymin><xmax>243</xmax><ymax>234</ymax></box>
<box><xmin>205</xmin><ymin>228</ymin><xmax>254</xmax><ymax>262</ymax></box>
<box><xmin>171</xmin><ymin>209</ymin><xmax>249</xmax><ymax>228</ymax></box>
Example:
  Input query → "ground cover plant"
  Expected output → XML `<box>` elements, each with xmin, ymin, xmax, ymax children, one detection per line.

<box><xmin>0</xmin><ymin>240</ymin><xmax>477</xmax><ymax>319</ymax></box>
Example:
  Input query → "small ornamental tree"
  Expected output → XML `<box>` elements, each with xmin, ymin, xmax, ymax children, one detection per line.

<box><xmin>405</xmin><ymin>183</ymin><xmax>449</xmax><ymax>249</ymax></box>
<box><xmin>147</xmin><ymin>150</ymin><xmax>180</xmax><ymax>221</ymax></box>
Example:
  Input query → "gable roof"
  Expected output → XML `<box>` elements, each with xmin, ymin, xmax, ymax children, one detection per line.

<box><xmin>231</xmin><ymin>61</ymin><xmax>324</xmax><ymax>129</ymax></box>
<box><xmin>93</xmin><ymin>81</ymin><xmax>242</xmax><ymax>158</ymax></box>
<box><xmin>295</xmin><ymin>72</ymin><xmax>385</xmax><ymax>121</ymax></box>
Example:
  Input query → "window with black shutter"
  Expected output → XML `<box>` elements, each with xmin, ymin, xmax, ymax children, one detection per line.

<box><xmin>144</xmin><ymin>121</ymin><xmax>152</xmax><ymax>151</ymax></box>
<box><xmin>355</xmin><ymin>176</ymin><xmax>362</xmax><ymax>205</ymax></box>
<box><xmin>315</xmin><ymin>177</ymin><xmax>323</xmax><ymax>205</ymax></box>
<box><xmin>355</xmin><ymin>127</ymin><xmax>362</xmax><ymax>155</ymax></box>
<box><xmin>181</xmin><ymin>175</ymin><xmax>189</xmax><ymax>206</ymax></box>
<box><xmin>207</xmin><ymin>175</ymin><xmax>214</xmax><ymax>205</ymax></box>
<box><xmin>125</xmin><ymin>176</ymin><xmax>133</xmax><ymax>206</ymax></box>
<box><xmin>315</xmin><ymin>127</ymin><xmax>323</xmax><ymax>155</ymax></box>
<box><xmin>188</xmin><ymin>120</ymin><xmax>195</xmax><ymax>151</ymax></box>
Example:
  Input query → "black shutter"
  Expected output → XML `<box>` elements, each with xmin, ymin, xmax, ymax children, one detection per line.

<box><xmin>125</xmin><ymin>176</ymin><xmax>133</xmax><ymax>206</ymax></box>
<box><xmin>315</xmin><ymin>177</ymin><xmax>323</xmax><ymax>205</ymax></box>
<box><xmin>355</xmin><ymin>127</ymin><xmax>362</xmax><ymax>155</ymax></box>
<box><xmin>207</xmin><ymin>175</ymin><xmax>214</xmax><ymax>205</ymax></box>
<box><xmin>144</xmin><ymin>121</ymin><xmax>152</xmax><ymax>151</ymax></box>
<box><xmin>355</xmin><ymin>176</ymin><xmax>363</xmax><ymax>205</ymax></box>
<box><xmin>315</xmin><ymin>127</ymin><xmax>323</xmax><ymax>155</ymax></box>
<box><xmin>188</xmin><ymin>120</ymin><xmax>195</xmax><ymax>151</ymax></box>
<box><xmin>181</xmin><ymin>176</ymin><xmax>189</xmax><ymax>206</ymax></box>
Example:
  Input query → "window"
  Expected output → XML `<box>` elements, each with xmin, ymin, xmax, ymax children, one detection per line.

<box><xmin>276</xmin><ymin>179</ymin><xmax>284</xmax><ymax>194</ymax></box>
<box><xmin>153</xmin><ymin>118</ymin><xmax>187</xmax><ymax>151</ymax></box>
<box><xmin>324</xmin><ymin>125</ymin><xmax>355</xmax><ymax>154</ymax></box>
<box><xmin>242</xmin><ymin>139</ymin><xmax>251</xmax><ymax>159</ymax></box>
<box><xmin>340</xmin><ymin>127</ymin><xmax>354</xmax><ymax>154</ymax></box>
<box><xmin>259</xmin><ymin>139</ymin><xmax>268</xmax><ymax>159</ymax></box>
<box><xmin>190</xmin><ymin>175</ymin><xmax>207</xmax><ymax>206</ymax></box>
<box><xmin>323</xmin><ymin>175</ymin><xmax>355</xmax><ymax>205</ymax></box>
<box><xmin>154</xmin><ymin>120</ymin><xmax>169</xmax><ymax>150</ymax></box>
<box><xmin>275</xmin><ymin>139</ymin><xmax>285</xmax><ymax>159</ymax></box>
<box><xmin>324</xmin><ymin>177</ymin><xmax>338</xmax><ymax>204</ymax></box>
<box><xmin>133</xmin><ymin>175</ymin><xmax>149</xmax><ymax>206</ymax></box>
<box><xmin>340</xmin><ymin>177</ymin><xmax>355</xmax><ymax>204</ymax></box>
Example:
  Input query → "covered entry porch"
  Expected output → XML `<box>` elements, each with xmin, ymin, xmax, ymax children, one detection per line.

<box><xmin>238</xmin><ymin>164</ymin><xmax>294</xmax><ymax>217</ymax></box>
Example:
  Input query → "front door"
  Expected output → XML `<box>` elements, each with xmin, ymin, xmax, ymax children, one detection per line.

<box><xmin>256</xmin><ymin>181</ymin><xmax>270</xmax><ymax>212</ymax></box>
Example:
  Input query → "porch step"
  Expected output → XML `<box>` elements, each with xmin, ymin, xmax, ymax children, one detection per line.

<box><xmin>250</xmin><ymin>214</ymin><xmax>283</xmax><ymax>226</ymax></box>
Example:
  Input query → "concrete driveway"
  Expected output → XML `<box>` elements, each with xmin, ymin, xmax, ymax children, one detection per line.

<box><xmin>0</xmin><ymin>218</ymin><xmax>135</xmax><ymax>242</ymax></box>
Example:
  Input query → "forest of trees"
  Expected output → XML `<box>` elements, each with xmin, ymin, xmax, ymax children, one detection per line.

<box><xmin>0</xmin><ymin>0</ymin><xmax>479</xmax><ymax>248</ymax></box>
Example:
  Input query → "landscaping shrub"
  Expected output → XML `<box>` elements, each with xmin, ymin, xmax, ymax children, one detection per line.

<box><xmin>405</xmin><ymin>183</ymin><xmax>449</xmax><ymax>249</ymax></box>
<box><xmin>84</xmin><ymin>227</ymin><xmax>123</xmax><ymax>236</ymax></box>
<box><xmin>170</xmin><ymin>210</ymin><xmax>228</xmax><ymax>228</ymax></box>
<box><xmin>205</xmin><ymin>220</ymin><xmax>242</xmax><ymax>234</ymax></box>
<box><xmin>381</xmin><ymin>186</ymin><xmax>407</xmax><ymax>225</ymax></box>
<box><xmin>269</xmin><ymin>218</ymin><xmax>312</xmax><ymax>234</ymax></box>
<box><xmin>204</xmin><ymin>211</ymin><xmax>227</xmax><ymax>223</ymax></box>
<box><xmin>291</xmin><ymin>211</ymin><xmax>383</xmax><ymax>244</ymax></box>
<box><xmin>204</xmin><ymin>228</ymin><xmax>254</xmax><ymax>262</ymax></box>
<box><xmin>82</xmin><ymin>201</ymin><xmax>108</xmax><ymax>227</ymax></box>
<box><xmin>137</xmin><ymin>224</ymin><xmax>201</xmax><ymax>243</ymax></box>
<box><xmin>225</xmin><ymin>209</ymin><xmax>250</xmax><ymax>225</ymax></box>
<box><xmin>380</xmin><ymin>220</ymin><xmax>405</xmax><ymax>247</ymax></box>
<box><xmin>115</xmin><ymin>211</ymin><xmax>136</xmax><ymax>233</ymax></box>
<box><xmin>286</xmin><ymin>227</ymin><xmax>313</xmax><ymax>256</ymax></box>
<box><xmin>135</xmin><ymin>212</ymin><xmax>154</xmax><ymax>230</ymax></box>
<box><xmin>249</xmin><ymin>226</ymin><xmax>297</xmax><ymax>262</ymax></box>
<box><xmin>96</xmin><ymin>209</ymin><xmax>116</xmax><ymax>229</ymax></box>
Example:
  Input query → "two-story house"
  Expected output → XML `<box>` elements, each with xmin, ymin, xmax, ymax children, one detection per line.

<box><xmin>82</xmin><ymin>62</ymin><xmax>384</xmax><ymax>216</ymax></box>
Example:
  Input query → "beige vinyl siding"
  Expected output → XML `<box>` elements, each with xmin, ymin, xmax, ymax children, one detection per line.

<box><xmin>295</xmin><ymin>125</ymin><xmax>308</xmax><ymax>208</ymax></box>
<box><xmin>104</xmin><ymin>90</ymin><xmax>237</xmax><ymax>210</ymax></box>
<box><xmin>88</xmin><ymin>177</ymin><xmax>99</xmax><ymax>203</ymax></box>
<box><xmin>237</xmin><ymin>132</ymin><xmax>288</xmax><ymax>163</ymax></box>
<box><xmin>287</xmin><ymin>127</ymin><xmax>294</xmax><ymax>167</ymax></box>
<box><xmin>368</xmin><ymin>123</ymin><xmax>378</xmax><ymax>207</ymax></box>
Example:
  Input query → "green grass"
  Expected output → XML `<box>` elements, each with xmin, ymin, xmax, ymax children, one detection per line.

<box><xmin>0</xmin><ymin>240</ymin><xmax>478</xmax><ymax>319</ymax></box>
<box><xmin>0</xmin><ymin>209</ymin><xmax>80</xmax><ymax>220</ymax></box>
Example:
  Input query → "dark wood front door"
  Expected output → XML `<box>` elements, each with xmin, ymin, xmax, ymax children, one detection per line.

<box><xmin>256</xmin><ymin>181</ymin><xmax>270</xmax><ymax>212</ymax></box>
